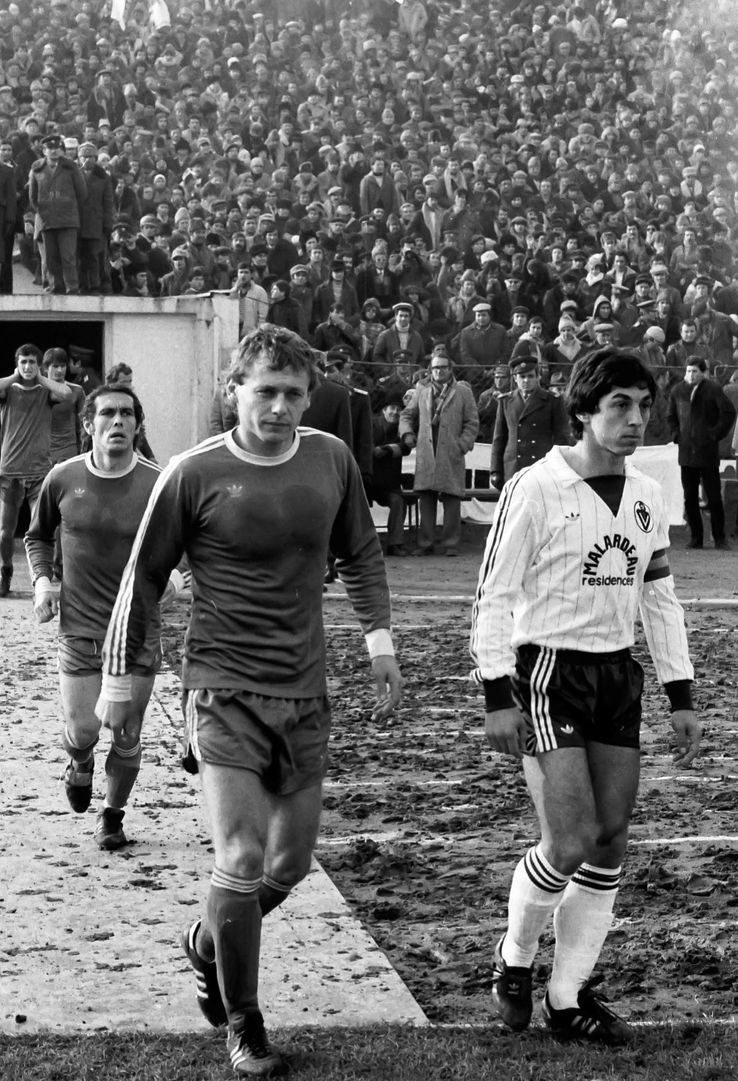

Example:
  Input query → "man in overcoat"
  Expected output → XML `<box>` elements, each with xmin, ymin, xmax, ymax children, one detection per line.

<box><xmin>29</xmin><ymin>134</ymin><xmax>86</xmax><ymax>295</ymax></box>
<box><xmin>491</xmin><ymin>356</ymin><xmax>570</xmax><ymax>489</ymax></box>
<box><xmin>399</xmin><ymin>355</ymin><xmax>479</xmax><ymax>556</ymax></box>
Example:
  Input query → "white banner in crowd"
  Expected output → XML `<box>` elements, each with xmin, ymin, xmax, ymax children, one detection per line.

<box><xmin>371</xmin><ymin>443</ymin><xmax>688</xmax><ymax>531</ymax></box>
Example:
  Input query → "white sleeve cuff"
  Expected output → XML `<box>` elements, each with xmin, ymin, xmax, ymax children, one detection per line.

<box><xmin>365</xmin><ymin>628</ymin><xmax>395</xmax><ymax>659</ymax></box>
<box><xmin>34</xmin><ymin>575</ymin><xmax>53</xmax><ymax>598</ymax></box>
<box><xmin>101</xmin><ymin>673</ymin><xmax>133</xmax><ymax>701</ymax></box>
<box><xmin>168</xmin><ymin>568</ymin><xmax>187</xmax><ymax>594</ymax></box>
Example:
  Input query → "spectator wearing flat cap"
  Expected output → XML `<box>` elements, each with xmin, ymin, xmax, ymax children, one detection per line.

<box><xmin>77</xmin><ymin>141</ymin><xmax>113</xmax><ymax>295</ymax></box>
<box><xmin>399</xmin><ymin>354</ymin><xmax>479</xmax><ymax>556</ymax></box>
<box><xmin>288</xmin><ymin>264</ymin><xmax>315</xmax><ymax>340</ymax></box>
<box><xmin>160</xmin><ymin>248</ymin><xmax>195</xmax><ymax>299</ymax></box>
<box><xmin>372</xmin><ymin>301</ymin><xmax>426</xmax><ymax>375</ymax></box>
<box><xmin>29</xmin><ymin>134</ymin><xmax>87</xmax><ymax>295</ymax></box>
<box><xmin>136</xmin><ymin>214</ymin><xmax>170</xmax><ymax>281</ymax></box>
<box><xmin>458</xmin><ymin>301</ymin><xmax>507</xmax><ymax>372</ymax></box>
<box><xmin>490</xmin><ymin>356</ymin><xmax>570</xmax><ymax>490</ymax></box>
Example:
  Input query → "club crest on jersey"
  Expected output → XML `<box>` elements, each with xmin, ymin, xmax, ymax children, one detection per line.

<box><xmin>634</xmin><ymin>500</ymin><xmax>653</xmax><ymax>533</ymax></box>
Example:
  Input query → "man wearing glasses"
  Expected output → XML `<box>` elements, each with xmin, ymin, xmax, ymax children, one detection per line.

<box><xmin>399</xmin><ymin>348</ymin><xmax>479</xmax><ymax>556</ymax></box>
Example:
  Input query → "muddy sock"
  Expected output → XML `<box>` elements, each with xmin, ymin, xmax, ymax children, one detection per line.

<box><xmin>503</xmin><ymin>845</ymin><xmax>571</xmax><ymax>968</ymax></box>
<box><xmin>104</xmin><ymin>741</ymin><xmax>141</xmax><ymax>809</ymax></box>
<box><xmin>547</xmin><ymin>864</ymin><xmax>620</xmax><ymax>1010</ymax></box>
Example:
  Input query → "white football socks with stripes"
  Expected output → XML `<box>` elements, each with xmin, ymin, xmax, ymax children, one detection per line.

<box><xmin>502</xmin><ymin>844</ymin><xmax>571</xmax><ymax>968</ymax></box>
<box><xmin>547</xmin><ymin>863</ymin><xmax>621</xmax><ymax>1010</ymax></box>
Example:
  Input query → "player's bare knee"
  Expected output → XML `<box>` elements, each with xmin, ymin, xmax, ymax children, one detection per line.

<box><xmin>548</xmin><ymin>827</ymin><xmax>599</xmax><ymax>872</ymax></box>
<box><xmin>265</xmin><ymin>849</ymin><xmax>312</xmax><ymax>889</ymax></box>
<box><xmin>217</xmin><ymin>840</ymin><xmax>265</xmax><ymax>883</ymax></box>
<box><xmin>63</xmin><ymin>714</ymin><xmax>100</xmax><ymax>747</ymax></box>
<box><xmin>593</xmin><ymin>822</ymin><xmax>629</xmax><ymax>859</ymax></box>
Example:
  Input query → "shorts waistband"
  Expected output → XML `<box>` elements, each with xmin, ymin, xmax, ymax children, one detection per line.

<box><xmin>518</xmin><ymin>644</ymin><xmax>632</xmax><ymax>666</ymax></box>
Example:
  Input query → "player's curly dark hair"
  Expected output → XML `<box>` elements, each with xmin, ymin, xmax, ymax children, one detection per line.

<box><xmin>566</xmin><ymin>348</ymin><xmax>656</xmax><ymax>440</ymax></box>
<box><xmin>82</xmin><ymin>384</ymin><xmax>144</xmax><ymax>428</ymax></box>
<box><xmin>228</xmin><ymin>323</ymin><xmax>318</xmax><ymax>392</ymax></box>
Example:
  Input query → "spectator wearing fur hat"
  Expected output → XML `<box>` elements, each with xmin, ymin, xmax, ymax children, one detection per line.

<box><xmin>29</xmin><ymin>134</ymin><xmax>87</xmax><ymax>295</ymax></box>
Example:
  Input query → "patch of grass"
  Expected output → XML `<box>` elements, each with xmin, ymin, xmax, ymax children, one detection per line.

<box><xmin>2</xmin><ymin>1023</ymin><xmax>737</xmax><ymax>1081</ymax></box>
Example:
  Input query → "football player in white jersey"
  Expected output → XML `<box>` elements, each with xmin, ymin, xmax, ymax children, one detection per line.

<box><xmin>470</xmin><ymin>349</ymin><xmax>701</xmax><ymax>1044</ymax></box>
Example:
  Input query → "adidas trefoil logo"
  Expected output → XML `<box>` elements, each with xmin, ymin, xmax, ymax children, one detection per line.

<box><xmin>226</xmin><ymin>483</ymin><xmax>243</xmax><ymax>498</ymax></box>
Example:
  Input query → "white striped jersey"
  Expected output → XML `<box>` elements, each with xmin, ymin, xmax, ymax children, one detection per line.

<box><xmin>470</xmin><ymin>445</ymin><xmax>693</xmax><ymax>689</ymax></box>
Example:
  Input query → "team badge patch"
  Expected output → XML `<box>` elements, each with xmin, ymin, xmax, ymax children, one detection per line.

<box><xmin>634</xmin><ymin>500</ymin><xmax>653</xmax><ymax>533</ymax></box>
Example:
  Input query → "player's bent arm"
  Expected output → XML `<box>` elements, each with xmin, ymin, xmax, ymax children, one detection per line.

<box><xmin>39</xmin><ymin>372</ymin><xmax>73</xmax><ymax>401</ymax></box>
<box><xmin>0</xmin><ymin>371</ymin><xmax>20</xmax><ymax>393</ymax></box>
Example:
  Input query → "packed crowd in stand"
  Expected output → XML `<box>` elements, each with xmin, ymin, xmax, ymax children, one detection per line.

<box><xmin>0</xmin><ymin>0</ymin><xmax>734</xmax><ymax>382</ymax></box>
<box><xmin>1</xmin><ymin>0</ymin><xmax>738</xmax><ymax>557</ymax></box>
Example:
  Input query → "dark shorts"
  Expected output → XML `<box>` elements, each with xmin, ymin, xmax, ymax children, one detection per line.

<box><xmin>58</xmin><ymin>634</ymin><xmax>162</xmax><ymax>677</ymax></box>
<box><xmin>0</xmin><ymin>474</ymin><xmax>45</xmax><ymax>505</ymax></box>
<box><xmin>512</xmin><ymin>644</ymin><xmax>643</xmax><ymax>756</ymax></box>
<box><xmin>183</xmin><ymin>688</ymin><xmax>332</xmax><ymax>796</ymax></box>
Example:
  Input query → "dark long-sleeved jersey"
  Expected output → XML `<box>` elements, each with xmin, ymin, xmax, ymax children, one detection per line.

<box><xmin>24</xmin><ymin>452</ymin><xmax>163</xmax><ymax>640</ymax></box>
<box><xmin>103</xmin><ymin>428</ymin><xmax>392</xmax><ymax>697</ymax></box>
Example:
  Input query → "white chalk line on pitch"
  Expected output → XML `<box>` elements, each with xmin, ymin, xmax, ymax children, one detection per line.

<box><xmin>435</xmin><ymin>1018</ymin><xmax>738</xmax><ymax>1030</ymax></box>
<box><xmin>323</xmin><ymin>774</ymin><xmax>738</xmax><ymax>791</ymax></box>
<box><xmin>318</xmin><ymin>831</ymin><xmax>738</xmax><ymax>848</ymax></box>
